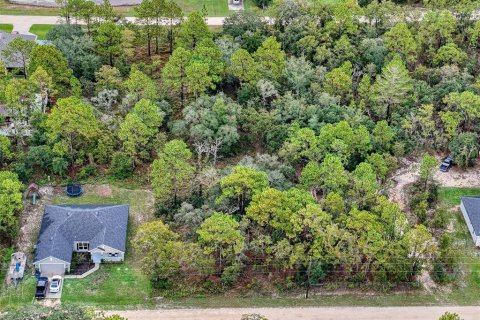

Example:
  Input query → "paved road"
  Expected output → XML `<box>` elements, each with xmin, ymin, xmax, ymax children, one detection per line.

<box><xmin>0</xmin><ymin>15</ymin><xmax>227</xmax><ymax>31</ymax></box>
<box><xmin>107</xmin><ymin>307</ymin><xmax>480</xmax><ymax>320</ymax></box>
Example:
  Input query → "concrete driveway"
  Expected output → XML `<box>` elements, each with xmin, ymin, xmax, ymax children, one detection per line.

<box><xmin>43</xmin><ymin>276</ymin><xmax>63</xmax><ymax>300</ymax></box>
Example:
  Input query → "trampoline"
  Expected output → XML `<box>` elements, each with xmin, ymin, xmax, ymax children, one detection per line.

<box><xmin>65</xmin><ymin>183</ymin><xmax>83</xmax><ymax>197</ymax></box>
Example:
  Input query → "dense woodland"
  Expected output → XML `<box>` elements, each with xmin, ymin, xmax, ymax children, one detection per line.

<box><xmin>1</xmin><ymin>0</ymin><xmax>480</xmax><ymax>295</ymax></box>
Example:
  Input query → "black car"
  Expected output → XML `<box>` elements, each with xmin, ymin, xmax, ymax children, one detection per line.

<box><xmin>440</xmin><ymin>156</ymin><xmax>454</xmax><ymax>172</ymax></box>
<box><xmin>35</xmin><ymin>278</ymin><xmax>48</xmax><ymax>299</ymax></box>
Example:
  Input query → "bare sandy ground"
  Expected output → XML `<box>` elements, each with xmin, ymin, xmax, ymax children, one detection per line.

<box><xmin>434</xmin><ymin>160</ymin><xmax>480</xmax><ymax>188</ymax></box>
<box><xmin>107</xmin><ymin>307</ymin><xmax>480</xmax><ymax>320</ymax></box>
<box><xmin>388</xmin><ymin>156</ymin><xmax>480</xmax><ymax>212</ymax></box>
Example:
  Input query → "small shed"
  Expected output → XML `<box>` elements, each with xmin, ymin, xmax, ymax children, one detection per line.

<box><xmin>6</xmin><ymin>252</ymin><xmax>26</xmax><ymax>284</ymax></box>
<box><xmin>460</xmin><ymin>196</ymin><xmax>480</xmax><ymax>246</ymax></box>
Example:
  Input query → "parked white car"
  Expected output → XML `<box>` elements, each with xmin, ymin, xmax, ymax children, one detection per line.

<box><xmin>49</xmin><ymin>275</ymin><xmax>62</xmax><ymax>293</ymax></box>
<box><xmin>233</xmin><ymin>0</ymin><xmax>240</xmax><ymax>4</ymax></box>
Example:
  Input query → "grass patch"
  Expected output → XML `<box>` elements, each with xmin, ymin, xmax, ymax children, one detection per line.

<box><xmin>438</xmin><ymin>187</ymin><xmax>480</xmax><ymax>207</ymax></box>
<box><xmin>29</xmin><ymin>24</ymin><xmax>55</xmax><ymax>40</ymax></box>
<box><xmin>62</xmin><ymin>263</ymin><xmax>152</xmax><ymax>307</ymax></box>
<box><xmin>0</xmin><ymin>276</ymin><xmax>36</xmax><ymax>310</ymax></box>
<box><xmin>0</xmin><ymin>24</ymin><xmax>13</xmax><ymax>32</ymax></box>
<box><xmin>165</xmin><ymin>292</ymin><xmax>439</xmax><ymax>308</ymax></box>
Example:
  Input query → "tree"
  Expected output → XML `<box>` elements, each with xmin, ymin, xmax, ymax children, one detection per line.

<box><xmin>28</xmin><ymin>45</ymin><xmax>74</xmax><ymax>96</ymax></box>
<box><xmin>0</xmin><ymin>136</ymin><xmax>12</xmax><ymax>166</ymax></box>
<box><xmin>253</xmin><ymin>36</ymin><xmax>286</xmax><ymax>81</ymax></box>
<box><xmin>228</xmin><ymin>49</ymin><xmax>259</xmax><ymax>85</ymax></box>
<box><xmin>279</xmin><ymin>125</ymin><xmax>319</xmax><ymax>164</ymax></box>
<box><xmin>119</xmin><ymin>99</ymin><xmax>163</xmax><ymax>164</ymax></box>
<box><xmin>95</xmin><ymin>21</ymin><xmax>122</xmax><ymax>66</ymax></box>
<box><xmin>197</xmin><ymin>212</ymin><xmax>245</xmax><ymax>272</ymax></box>
<box><xmin>0</xmin><ymin>171</ymin><xmax>22</xmax><ymax>241</ymax></box>
<box><xmin>217</xmin><ymin>166</ymin><xmax>269</xmax><ymax>214</ymax></box>
<box><xmin>165</xmin><ymin>0</ymin><xmax>183</xmax><ymax>53</ymax></box>
<box><xmin>323</xmin><ymin>61</ymin><xmax>352</xmax><ymax>104</ymax></box>
<box><xmin>443</xmin><ymin>91</ymin><xmax>480</xmax><ymax>132</ymax></box>
<box><xmin>384</xmin><ymin>22</ymin><xmax>417</xmax><ymax>63</ymax></box>
<box><xmin>135</xmin><ymin>0</ymin><xmax>155</xmax><ymax>56</ymax></box>
<box><xmin>124</xmin><ymin>68</ymin><xmax>158</xmax><ymax>104</ymax></box>
<box><xmin>372</xmin><ymin>120</ymin><xmax>394</xmax><ymax>152</ymax></box>
<box><xmin>417</xmin><ymin>10</ymin><xmax>456</xmax><ymax>59</ymax></box>
<box><xmin>402</xmin><ymin>224</ymin><xmax>437</xmax><ymax>279</ymax></box>
<box><xmin>419</xmin><ymin>153</ymin><xmax>437</xmax><ymax>190</ymax></box>
<box><xmin>96</xmin><ymin>0</ymin><xmax>116</xmax><ymax>22</ymax></box>
<box><xmin>45</xmin><ymin>97</ymin><xmax>99</xmax><ymax>161</ymax></box>
<box><xmin>1</xmin><ymin>37</ymin><xmax>36</xmax><ymax>79</ymax></box>
<box><xmin>246</xmin><ymin>187</ymin><xmax>317</xmax><ymax>237</ymax></box>
<box><xmin>4</xmin><ymin>78</ymin><xmax>35</xmax><ymax>140</ymax></box>
<box><xmin>284</xmin><ymin>55</ymin><xmax>315</xmax><ymax>96</ymax></box>
<box><xmin>109</xmin><ymin>151</ymin><xmax>133</xmax><ymax>179</ymax></box>
<box><xmin>151</xmin><ymin>140</ymin><xmax>195</xmax><ymax>206</ymax></box>
<box><xmin>449</xmin><ymin>133</ymin><xmax>479</xmax><ymax>168</ymax></box>
<box><xmin>30</xmin><ymin>66</ymin><xmax>55</xmax><ymax>113</ymax></box>
<box><xmin>162</xmin><ymin>47</ymin><xmax>191</xmax><ymax>108</ymax></box>
<box><xmin>317</xmin><ymin>154</ymin><xmax>348</xmax><ymax>196</ymax></box>
<box><xmin>374</xmin><ymin>55</ymin><xmax>412</xmax><ymax>122</ymax></box>
<box><xmin>349</xmin><ymin>162</ymin><xmax>379</xmax><ymax>210</ymax></box>
<box><xmin>95</xmin><ymin>65</ymin><xmax>123</xmax><ymax>93</ymax></box>
<box><xmin>185</xmin><ymin>61</ymin><xmax>214</xmax><ymax>98</ymax></box>
<box><xmin>176</xmin><ymin>12</ymin><xmax>212</xmax><ymax>50</ymax></box>
<box><xmin>180</xmin><ymin>94</ymin><xmax>241</xmax><ymax>164</ymax></box>
<box><xmin>434</xmin><ymin>42</ymin><xmax>467</xmax><ymax>67</ymax></box>
<box><xmin>133</xmin><ymin>219</ymin><xmax>186</xmax><ymax>285</ymax></box>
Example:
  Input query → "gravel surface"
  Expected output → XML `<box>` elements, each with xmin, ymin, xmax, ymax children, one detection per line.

<box><xmin>107</xmin><ymin>307</ymin><xmax>480</xmax><ymax>320</ymax></box>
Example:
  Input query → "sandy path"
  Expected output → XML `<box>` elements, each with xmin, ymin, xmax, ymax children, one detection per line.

<box><xmin>388</xmin><ymin>158</ymin><xmax>418</xmax><ymax>211</ymax></box>
<box><xmin>107</xmin><ymin>307</ymin><xmax>480</xmax><ymax>320</ymax></box>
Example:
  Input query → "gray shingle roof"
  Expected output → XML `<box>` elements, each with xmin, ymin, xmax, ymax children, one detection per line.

<box><xmin>461</xmin><ymin>196</ymin><xmax>480</xmax><ymax>235</ymax></box>
<box><xmin>34</xmin><ymin>204</ymin><xmax>129</xmax><ymax>263</ymax></box>
<box><xmin>0</xmin><ymin>31</ymin><xmax>37</xmax><ymax>68</ymax></box>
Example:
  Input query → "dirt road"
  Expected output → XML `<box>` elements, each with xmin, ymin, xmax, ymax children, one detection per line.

<box><xmin>107</xmin><ymin>306</ymin><xmax>480</xmax><ymax>320</ymax></box>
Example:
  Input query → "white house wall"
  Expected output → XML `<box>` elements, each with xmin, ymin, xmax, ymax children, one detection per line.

<box><xmin>90</xmin><ymin>245</ymin><xmax>125</xmax><ymax>263</ymax></box>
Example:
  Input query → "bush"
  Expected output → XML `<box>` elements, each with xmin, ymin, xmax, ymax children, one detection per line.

<box><xmin>109</xmin><ymin>152</ymin><xmax>133</xmax><ymax>179</ymax></box>
<box><xmin>221</xmin><ymin>263</ymin><xmax>242</xmax><ymax>288</ymax></box>
<box><xmin>76</xmin><ymin>164</ymin><xmax>97</xmax><ymax>180</ymax></box>
<box><xmin>241</xmin><ymin>315</ymin><xmax>269</xmax><ymax>320</ymax></box>
<box><xmin>449</xmin><ymin>132</ymin><xmax>479</xmax><ymax>168</ymax></box>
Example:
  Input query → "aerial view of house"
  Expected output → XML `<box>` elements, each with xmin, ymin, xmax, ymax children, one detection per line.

<box><xmin>34</xmin><ymin>204</ymin><xmax>128</xmax><ymax>275</ymax></box>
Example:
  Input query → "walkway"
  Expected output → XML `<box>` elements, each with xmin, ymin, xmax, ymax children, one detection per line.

<box><xmin>107</xmin><ymin>306</ymin><xmax>480</xmax><ymax>320</ymax></box>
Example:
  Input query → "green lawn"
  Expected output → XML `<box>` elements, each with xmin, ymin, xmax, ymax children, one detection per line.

<box><xmin>62</xmin><ymin>264</ymin><xmax>152</xmax><ymax>307</ymax></box>
<box><xmin>0</xmin><ymin>276</ymin><xmax>36</xmax><ymax>310</ymax></box>
<box><xmin>29</xmin><ymin>24</ymin><xmax>55</xmax><ymax>40</ymax></box>
<box><xmin>438</xmin><ymin>187</ymin><xmax>480</xmax><ymax>207</ymax></box>
<box><xmin>0</xmin><ymin>24</ymin><xmax>13</xmax><ymax>32</ymax></box>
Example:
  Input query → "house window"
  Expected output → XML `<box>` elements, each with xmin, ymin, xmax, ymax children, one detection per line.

<box><xmin>76</xmin><ymin>242</ymin><xmax>89</xmax><ymax>251</ymax></box>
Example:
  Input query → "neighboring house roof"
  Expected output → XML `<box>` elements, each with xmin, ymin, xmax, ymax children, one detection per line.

<box><xmin>0</xmin><ymin>31</ymin><xmax>37</xmax><ymax>69</ymax></box>
<box><xmin>34</xmin><ymin>204</ymin><xmax>129</xmax><ymax>264</ymax></box>
<box><xmin>461</xmin><ymin>196</ymin><xmax>480</xmax><ymax>235</ymax></box>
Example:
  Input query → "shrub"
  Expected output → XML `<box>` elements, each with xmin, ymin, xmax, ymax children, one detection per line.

<box><xmin>449</xmin><ymin>132</ymin><xmax>479</xmax><ymax>168</ymax></box>
<box><xmin>109</xmin><ymin>152</ymin><xmax>133</xmax><ymax>179</ymax></box>
<box><xmin>77</xmin><ymin>164</ymin><xmax>97</xmax><ymax>180</ymax></box>
<box><xmin>241</xmin><ymin>315</ymin><xmax>269</xmax><ymax>320</ymax></box>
